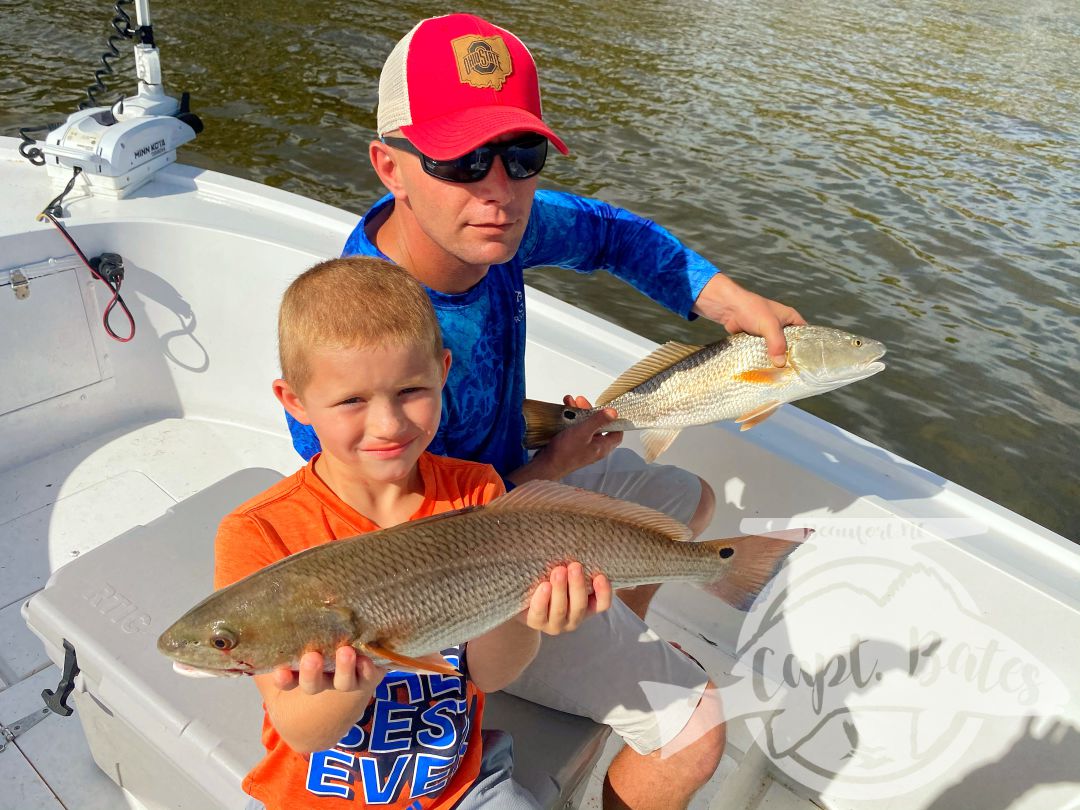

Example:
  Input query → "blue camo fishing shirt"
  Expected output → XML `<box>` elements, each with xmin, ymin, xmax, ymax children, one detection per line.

<box><xmin>285</xmin><ymin>189</ymin><xmax>720</xmax><ymax>475</ymax></box>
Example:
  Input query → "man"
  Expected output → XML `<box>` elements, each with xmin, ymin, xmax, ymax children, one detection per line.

<box><xmin>288</xmin><ymin>13</ymin><xmax>804</xmax><ymax>809</ymax></box>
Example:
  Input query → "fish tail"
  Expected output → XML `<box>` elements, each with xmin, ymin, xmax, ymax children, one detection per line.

<box><xmin>523</xmin><ymin>399</ymin><xmax>571</xmax><ymax>448</ymax></box>
<box><xmin>700</xmin><ymin>529</ymin><xmax>810</xmax><ymax>611</ymax></box>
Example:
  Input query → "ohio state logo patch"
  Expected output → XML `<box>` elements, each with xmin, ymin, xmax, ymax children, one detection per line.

<box><xmin>451</xmin><ymin>35</ymin><xmax>513</xmax><ymax>90</ymax></box>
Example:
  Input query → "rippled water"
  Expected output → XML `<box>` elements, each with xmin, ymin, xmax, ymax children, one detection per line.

<box><xmin>2</xmin><ymin>0</ymin><xmax>1077</xmax><ymax>540</ymax></box>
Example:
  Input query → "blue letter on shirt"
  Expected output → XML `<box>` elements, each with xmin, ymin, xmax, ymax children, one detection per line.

<box><xmin>359</xmin><ymin>754</ymin><xmax>412</xmax><ymax>803</ymax></box>
<box><xmin>413</xmin><ymin>753</ymin><xmax>456</xmax><ymax>797</ymax></box>
<box><xmin>368</xmin><ymin>701</ymin><xmax>417</xmax><ymax>753</ymax></box>
<box><xmin>306</xmin><ymin>749</ymin><xmax>355</xmax><ymax>799</ymax></box>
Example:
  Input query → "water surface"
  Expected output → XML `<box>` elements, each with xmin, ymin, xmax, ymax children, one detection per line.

<box><xmin>2</xmin><ymin>0</ymin><xmax>1077</xmax><ymax>539</ymax></box>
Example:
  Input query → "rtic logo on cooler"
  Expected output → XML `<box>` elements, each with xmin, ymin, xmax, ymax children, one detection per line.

<box><xmin>451</xmin><ymin>35</ymin><xmax>513</xmax><ymax>90</ymax></box>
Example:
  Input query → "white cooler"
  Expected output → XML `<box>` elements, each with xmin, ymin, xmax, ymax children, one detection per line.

<box><xmin>22</xmin><ymin>468</ymin><xmax>608</xmax><ymax>809</ymax></box>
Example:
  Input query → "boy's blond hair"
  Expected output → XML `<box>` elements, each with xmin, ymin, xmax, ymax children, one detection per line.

<box><xmin>278</xmin><ymin>256</ymin><xmax>442</xmax><ymax>394</ymax></box>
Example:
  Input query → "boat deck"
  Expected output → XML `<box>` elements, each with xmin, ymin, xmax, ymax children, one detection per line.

<box><xmin>0</xmin><ymin>416</ymin><xmax>809</xmax><ymax>810</ymax></box>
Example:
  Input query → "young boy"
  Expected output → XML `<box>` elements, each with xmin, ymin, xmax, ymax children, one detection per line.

<box><xmin>215</xmin><ymin>256</ymin><xmax>612</xmax><ymax>809</ymax></box>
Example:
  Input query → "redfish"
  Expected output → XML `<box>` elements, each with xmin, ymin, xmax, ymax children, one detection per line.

<box><xmin>158</xmin><ymin>481</ymin><xmax>807</xmax><ymax>677</ymax></box>
<box><xmin>524</xmin><ymin>325</ymin><xmax>886</xmax><ymax>461</ymax></box>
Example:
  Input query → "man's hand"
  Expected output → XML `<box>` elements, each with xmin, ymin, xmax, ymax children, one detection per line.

<box><xmin>271</xmin><ymin>646</ymin><xmax>385</xmax><ymax>696</ymax></box>
<box><xmin>692</xmin><ymin>274</ymin><xmax>805</xmax><ymax>366</ymax></box>
<box><xmin>520</xmin><ymin>562</ymin><xmax>613</xmax><ymax>635</ymax></box>
<box><xmin>510</xmin><ymin>395</ymin><xmax>622</xmax><ymax>483</ymax></box>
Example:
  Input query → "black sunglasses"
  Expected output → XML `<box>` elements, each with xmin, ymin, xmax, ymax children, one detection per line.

<box><xmin>382</xmin><ymin>134</ymin><xmax>549</xmax><ymax>183</ymax></box>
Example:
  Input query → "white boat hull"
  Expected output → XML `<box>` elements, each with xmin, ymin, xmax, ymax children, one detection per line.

<box><xmin>2</xmin><ymin>137</ymin><xmax>1078</xmax><ymax>809</ymax></box>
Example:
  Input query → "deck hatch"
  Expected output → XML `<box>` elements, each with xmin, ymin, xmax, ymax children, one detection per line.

<box><xmin>0</xmin><ymin>257</ymin><xmax>105</xmax><ymax>416</ymax></box>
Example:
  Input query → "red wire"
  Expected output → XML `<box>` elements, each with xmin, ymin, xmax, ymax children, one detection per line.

<box><xmin>39</xmin><ymin>211</ymin><xmax>135</xmax><ymax>342</ymax></box>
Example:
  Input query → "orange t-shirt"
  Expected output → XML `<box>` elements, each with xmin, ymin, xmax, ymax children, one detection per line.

<box><xmin>214</xmin><ymin>452</ymin><xmax>506</xmax><ymax>810</ymax></box>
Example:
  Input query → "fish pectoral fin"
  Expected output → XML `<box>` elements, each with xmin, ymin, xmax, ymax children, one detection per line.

<box><xmin>640</xmin><ymin>428</ymin><xmax>683</xmax><ymax>463</ymax></box>
<box><xmin>324</xmin><ymin>603</ymin><xmax>355</xmax><ymax>622</ymax></box>
<box><xmin>356</xmin><ymin>643</ymin><xmax>461</xmax><ymax>676</ymax></box>
<box><xmin>734</xmin><ymin>401</ymin><xmax>781</xmax><ymax>431</ymax></box>
<box><xmin>736</xmin><ymin>367</ymin><xmax>792</xmax><ymax>384</ymax></box>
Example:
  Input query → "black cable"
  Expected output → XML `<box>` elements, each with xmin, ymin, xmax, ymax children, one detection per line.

<box><xmin>36</xmin><ymin>170</ymin><xmax>136</xmax><ymax>343</ymax></box>
<box><xmin>79</xmin><ymin>0</ymin><xmax>136</xmax><ymax>110</ymax></box>
<box><xmin>41</xmin><ymin>166</ymin><xmax>82</xmax><ymax>219</ymax></box>
<box><xmin>18</xmin><ymin>124</ymin><xmax>60</xmax><ymax>166</ymax></box>
<box><xmin>18</xmin><ymin>1</ymin><xmax>134</xmax><ymax>167</ymax></box>
<box><xmin>40</xmin><ymin>211</ymin><xmax>136</xmax><ymax>343</ymax></box>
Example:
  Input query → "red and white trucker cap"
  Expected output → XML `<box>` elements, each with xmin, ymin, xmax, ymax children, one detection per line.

<box><xmin>377</xmin><ymin>13</ymin><xmax>569</xmax><ymax>160</ymax></box>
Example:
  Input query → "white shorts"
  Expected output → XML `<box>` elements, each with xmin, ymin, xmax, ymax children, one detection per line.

<box><xmin>504</xmin><ymin>449</ymin><xmax>709</xmax><ymax>755</ymax></box>
<box><xmin>562</xmin><ymin>447</ymin><xmax>702</xmax><ymax>526</ymax></box>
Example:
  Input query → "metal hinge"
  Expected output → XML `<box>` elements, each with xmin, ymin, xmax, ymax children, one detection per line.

<box><xmin>10</xmin><ymin>269</ymin><xmax>29</xmax><ymax>300</ymax></box>
<box><xmin>0</xmin><ymin>640</ymin><xmax>80</xmax><ymax>753</ymax></box>
<box><xmin>0</xmin><ymin>706</ymin><xmax>51</xmax><ymax>753</ymax></box>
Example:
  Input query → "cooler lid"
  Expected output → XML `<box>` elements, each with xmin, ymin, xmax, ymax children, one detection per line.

<box><xmin>23</xmin><ymin>467</ymin><xmax>284</xmax><ymax>793</ymax></box>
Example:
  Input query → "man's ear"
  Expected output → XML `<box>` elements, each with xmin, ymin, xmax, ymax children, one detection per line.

<box><xmin>370</xmin><ymin>139</ymin><xmax>406</xmax><ymax>197</ymax></box>
<box><xmin>273</xmin><ymin>378</ymin><xmax>309</xmax><ymax>424</ymax></box>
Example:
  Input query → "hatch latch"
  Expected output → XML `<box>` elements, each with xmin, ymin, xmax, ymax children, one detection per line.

<box><xmin>41</xmin><ymin>639</ymin><xmax>81</xmax><ymax>717</ymax></box>
<box><xmin>10</xmin><ymin>270</ymin><xmax>29</xmax><ymax>300</ymax></box>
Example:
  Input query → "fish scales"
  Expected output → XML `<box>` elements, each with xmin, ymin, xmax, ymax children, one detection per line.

<box><xmin>523</xmin><ymin>325</ymin><xmax>887</xmax><ymax>460</ymax></box>
<box><xmin>158</xmin><ymin>481</ymin><xmax>803</xmax><ymax>676</ymax></box>
<box><xmin>258</xmin><ymin>506</ymin><xmax>725</xmax><ymax>658</ymax></box>
<box><xmin>605</xmin><ymin>335</ymin><xmax>800</xmax><ymax>428</ymax></box>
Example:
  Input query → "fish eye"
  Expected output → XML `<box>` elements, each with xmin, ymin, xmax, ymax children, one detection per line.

<box><xmin>563</xmin><ymin>410</ymin><xmax>577</xmax><ymax>420</ymax></box>
<box><xmin>210</xmin><ymin>628</ymin><xmax>238</xmax><ymax>651</ymax></box>
<box><xmin>852</xmin><ymin>338</ymin><xmax>863</xmax><ymax>347</ymax></box>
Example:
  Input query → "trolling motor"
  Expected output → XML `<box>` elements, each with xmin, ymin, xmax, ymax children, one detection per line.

<box><xmin>38</xmin><ymin>0</ymin><xmax>203</xmax><ymax>198</ymax></box>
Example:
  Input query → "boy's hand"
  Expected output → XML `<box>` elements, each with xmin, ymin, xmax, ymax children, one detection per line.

<box><xmin>272</xmin><ymin>646</ymin><xmax>385</xmax><ymax>696</ymax></box>
<box><xmin>521</xmin><ymin>562</ymin><xmax>613</xmax><ymax>635</ymax></box>
<box><xmin>527</xmin><ymin>396</ymin><xmax>623</xmax><ymax>480</ymax></box>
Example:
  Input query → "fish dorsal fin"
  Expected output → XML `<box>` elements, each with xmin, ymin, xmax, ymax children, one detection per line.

<box><xmin>488</xmin><ymin>480</ymin><xmax>693</xmax><ymax>542</ymax></box>
<box><xmin>597</xmin><ymin>341</ymin><xmax>705</xmax><ymax>405</ymax></box>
